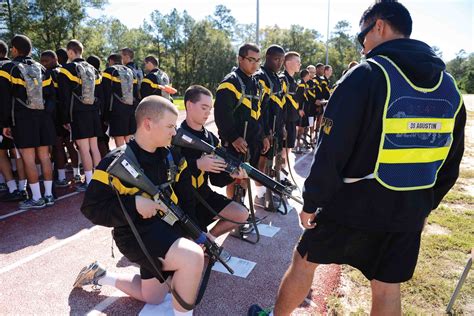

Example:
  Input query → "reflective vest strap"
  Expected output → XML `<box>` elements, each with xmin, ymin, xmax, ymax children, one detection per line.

<box><xmin>378</xmin><ymin>147</ymin><xmax>450</xmax><ymax>164</ymax></box>
<box><xmin>385</xmin><ymin>118</ymin><xmax>455</xmax><ymax>133</ymax></box>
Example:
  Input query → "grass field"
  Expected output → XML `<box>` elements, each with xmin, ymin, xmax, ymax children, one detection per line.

<box><xmin>173</xmin><ymin>96</ymin><xmax>185</xmax><ymax>111</ymax></box>
<box><xmin>326</xmin><ymin>104</ymin><xmax>474</xmax><ymax>314</ymax></box>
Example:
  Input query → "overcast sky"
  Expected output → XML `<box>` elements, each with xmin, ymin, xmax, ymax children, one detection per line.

<box><xmin>88</xmin><ymin>0</ymin><xmax>474</xmax><ymax>61</ymax></box>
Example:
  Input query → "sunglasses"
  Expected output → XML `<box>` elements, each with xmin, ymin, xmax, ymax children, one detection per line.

<box><xmin>357</xmin><ymin>15</ymin><xmax>394</xmax><ymax>48</ymax></box>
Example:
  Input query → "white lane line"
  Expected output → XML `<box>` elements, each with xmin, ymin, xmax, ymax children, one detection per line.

<box><xmin>0</xmin><ymin>191</ymin><xmax>80</xmax><ymax>221</ymax></box>
<box><xmin>295</xmin><ymin>151</ymin><xmax>313</xmax><ymax>166</ymax></box>
<box><xmin>0</xmin><ymin>226</ymin><xmax>99</xmax><ymax>275</ymax></box>
<box><xmin>86</xmin><ymin>290</ymin><xmax>127</xmax><ymax>316</ymax></box>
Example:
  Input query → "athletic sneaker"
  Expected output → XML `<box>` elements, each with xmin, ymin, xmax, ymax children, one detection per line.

<box><xmin>292</xmin><ymin>147</ymin><xmax>302</xmax><ymax>154</ymax></box>
<box><xmin>19</xmin><ymin>198</ymin><xmax>46</xmax><ymax>209</ymax></box>
<box><xmin>73</xmin><ymin>261</ymin><xmax>106</xmax><ymax>288</ymax></box>
<box><xmin>44</xmin><ymin>195</ymin><xmax>55</xmax><ymax>206</ymax></box>
<box><xmin>239</xmin><ymin>223</ymin><xmax>255</xmax><ymax>234</ymax></box>
<box><xmin>247</xmin><ymin>304</ymin><xmax>272</xmax><ymax>316</ymax></box>
<box><xmin>55</xmin><ymin>179</ymin><xmax>69</xmax><ymax>188</ymax></box>
<box><xmin>1</xmin><ymin>189</ymin><xmax>25</xmax><ymax>202</ymax></box>
<box><xmin>73</xmin><ymin>175</ymin><xmax>82</xmax><ymax>183</ymax></box>
<box><xmin>0</xmin><ymin>183</ymin><xmax>7</xmax><ymax>192</ymax></box>
<box><xmin>76</xmin><ymin>182</ymin><xmax>88</xmax><ymax>192</ymax></box>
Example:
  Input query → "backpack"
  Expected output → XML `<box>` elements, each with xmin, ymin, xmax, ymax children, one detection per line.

<box><xmin>11</xmin><ymin>61</ymin><xmax>45</xmax><ymax>110</ymax></box>
<box><xmin>152</xmin><ymin>69</ymin><xmax>171</xmax><ymax>99</ymax></box>
<box><xmin>109</xmin><ymin>65</ymin><xmax>135</xmax><ymax>110</ymax></box>
<box><xmin>75</xmin><ymin>61</ymin><xmax>97</xmax><ymax>105</ymax></box>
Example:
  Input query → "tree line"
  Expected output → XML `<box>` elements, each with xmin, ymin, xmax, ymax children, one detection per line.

<box><xmin>1</xmin><ymin>1</ymin><xmax>472</xmax><ymax>94</ymax></box>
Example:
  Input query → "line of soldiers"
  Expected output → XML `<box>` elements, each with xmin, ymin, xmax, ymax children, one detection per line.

<box><xmin>214</xmin><ymin>43</ymin><xmax>334</xmax><ymax>209</ymax></box>
<box><xmin>0</xmin><ymin>36</ymin><xmax>174</xmax><ymax>209</ymax></box>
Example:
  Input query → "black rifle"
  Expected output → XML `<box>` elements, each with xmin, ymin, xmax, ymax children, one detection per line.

<box><xmin>230</xmin><ymin>121</ymin><xmax>262</xmax><ymax>244</ymax></box>
<box><xmin>172</xmin><ymin>129</ymin><xmax>303</xmax><ymax>205</ymax></box>
<box><xmin>106</xmin><ymin>146</ymin><xmax>234</xmax><ymax>274</ymax></box>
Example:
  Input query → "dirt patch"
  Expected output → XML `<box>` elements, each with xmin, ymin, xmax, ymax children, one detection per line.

<box><xmin>424</xmin><ymin>223</ymin><xmax>451</xmax><ymax>236</ymax></box>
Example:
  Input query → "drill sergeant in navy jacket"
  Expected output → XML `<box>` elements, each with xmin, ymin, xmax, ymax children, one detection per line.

<box><xmin>249</xmin><ymin>1</ymin><xmax>466</xmax><ymax>315</ymax></box>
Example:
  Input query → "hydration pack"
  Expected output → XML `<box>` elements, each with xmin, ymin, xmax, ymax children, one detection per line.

<box><xmin>75</xmin><ymin>61</ymin><xmax>97</xmax><ymax>105</ymax></box>
<box><xmin>11</xmin><ymin>61</ymin><xmax>45</xmax><ymax>110</ymax></box>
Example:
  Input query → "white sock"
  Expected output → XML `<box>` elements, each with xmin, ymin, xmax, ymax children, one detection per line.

<box><xmin>84</xmin><ymin>170</ymin><xmax>93</xmax><ymax>184</ymax></box>
<box><xmin>58</xmin><ymin>169</ymin><xmax>66</xmax><ymax>181</ymax></box>
<box><xmin>0</xmin><ymin>173</ymin><xmax>5</xmax><ymax>183</ymax></box>
<box><xmin>29</xmin><ymin>182</ymin><xmax>42</xmax><ymax>201</ymax></box>
<box><xmin>36</xmin><ymin>164</ymin><xmax>42</xmax><ymax>176</ymax></box>
<box><xmin>44</xmin><ymin>180</ymin><xmax>53</xmax><ymax>196</ymax></box>
<box><xmin>97</xmin><ymin>271</ymin><xmax>117</xmax><ymax>287</ymax></box>
<box><xmin>7</xmin><ymin>180</ymin><xmax>17</xmax><ymax>193</ymax></box>
<box><xmin>255</xmin><ymin>185</ymin><xmax>266</xmax><ymax>198</ymax></box>
<box><xmin>73</xmin><ymin>167</ymin><xmax>80</xmax><ymax>177</ymax></box>
<box><xmin>11</xmin><ymin>159</ymin><xmax>17</xmax><ymax>171</ymax></box>
<box><xmin>174</xmin><ymin>309</ymin><xmax>193</xmax><ymax>316</ymax></box>
<box><xmin>18</xmin><ymin>179</ymin><xmax>27</xmax><ymax>191</ymax></box>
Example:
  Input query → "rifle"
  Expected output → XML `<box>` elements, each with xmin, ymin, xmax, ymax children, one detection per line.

<box><xmin>172</xmin><ymin>129</ymin><xmax>303</xmax><ymax>206</ymax></box>
<box><xmin>106</xmin><ymin>146</ymin><xmax>234</xmax><ymax>274</ymax></box>
<box><xmin>230</xmin><ymin>121</ymin><xmax>262</xmax><ymax>244</ymax></box>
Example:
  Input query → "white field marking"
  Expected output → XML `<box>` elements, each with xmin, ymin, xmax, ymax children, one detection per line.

<box><xmin>0</xmin><ymin>191</ymin><xmax>80</xmax><ymax>220</ymax></box>
<box><xmin>86</xmin><ymin>290</ymin><xmax>128</xmax><ymax>316</ymax></box>
<box><xmin>0</xmin><ymin>226</ymin><xmax>99</xmax><ymax>275</ymax></box>
<box><xmin>294</xmin><ymin>150</ymin><xmax>313</xmax><ymax>166</ymax></box>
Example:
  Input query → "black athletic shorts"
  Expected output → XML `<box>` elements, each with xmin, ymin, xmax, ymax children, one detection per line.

<box><xmin>296</xmin><ymin>219</ymin><xmax>422</xmax><ymax>283</ymax></box>
<box><xmin>297</xmin><ymin>115</ymin><xmax>309</xmax><ymax>128</ymax></box>
<box><xmin>284</xmin><ymin>121</ymin><xmax>297</xmax><ymax>148</ymax></box>
<box><xmin>71</xmin><ymin>110</ymin><xmax>103</xmax><ymax>140</ymax></box>
<box><xmin>113</xmin><ymin>219</ymin><xmax>187</xmax><ymax>282</ymax></box>
<box><xmin>11</xmin><ymin>113</ymin><xmax>56</xmax><ymax>148</ymax></box>
<box><xmin>109</xmin><ymin>104</ymin><xmax>137</xmax><ymax>137</ymax></box>
<box><xmin>71</xmin><ymin>111</ymin><xmax>102</xmax><ymax>140</ymax></box>
<box><xmin>195</xmin><ymin>190</ymin><xmax>233</xmax><ymax>231</ymax></box>
<box><xmin>0</xmin><ymin>135</ymin><xmax>14</xmax><ymax>150</ymax></box>
<box><xmin>223</xmin><ymin>140</ymin><xmax>262</xmax><ymax>169</ymax></box>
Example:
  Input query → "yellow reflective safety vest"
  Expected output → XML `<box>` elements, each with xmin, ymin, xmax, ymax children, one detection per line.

<box><xmin>344</xmin><ymin>55</ymin><xmax>463</xmax><ymax>191</ymax></box>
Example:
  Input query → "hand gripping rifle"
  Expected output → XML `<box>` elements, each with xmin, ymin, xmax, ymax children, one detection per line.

<box><xmin>172</xmin><ymin>129</ymin><xmax>303</xmax><ymax>206</ymax></box>
<box><xmin>106</xmin><ymin>146</ymin><xmax>233</xmax><ymax>273</ymax></box>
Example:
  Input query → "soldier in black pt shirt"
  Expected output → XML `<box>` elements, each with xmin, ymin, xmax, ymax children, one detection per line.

<box><xmin>141</xmin><ymin>55</ymin><xmax>174</xmax><ymax>100</ymax></box>
<box><xmin>0</xmin><ymin>35</ymin><xmax>56</xmax><ymax>209</ymax></box>
<box><xmin>0</xmin><ymin>39</ymin><xmax>27</xmax><ymax>203</ymax></box>
<box><xmin>58</xmin><ymin>40</ymin><xmax>103</xmax><ymax>191</ymax></box>
<box><xmin>214</xmin><ymin>43</ymin><xmax>269</xmax><ymax>199</ymax></box>
<box><xmin>177</xmin><ymin>85</ymin><xmax>249</xmax><ymax>241</ymax></box>
<box><xmin>254</xmin><ymin>45</ymin><xmax>286</xmax><ymax>207</ymax></box>
<box><xmin>280</xmin><ymin>51</ymin><xmax>301</xmax><ymax>187</ymax></box>
<box><xmin>75</xmin><ymin>96</ymin><xmax>204</xmax><ymax>315</ymax></box>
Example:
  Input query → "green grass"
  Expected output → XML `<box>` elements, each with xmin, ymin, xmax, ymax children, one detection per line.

<box><xmin>173</xmin><ymin>96</ymin><xmax>185</xmax><ymax>111</ymax></box>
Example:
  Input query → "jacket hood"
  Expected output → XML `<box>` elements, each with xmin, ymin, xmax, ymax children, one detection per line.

<box><xmin>367</xmin><ymin>38</ymin><xmax>445</xmax><ymax>87</ymax></box>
